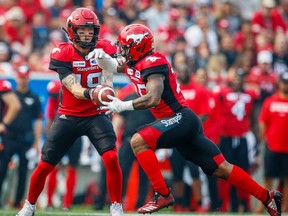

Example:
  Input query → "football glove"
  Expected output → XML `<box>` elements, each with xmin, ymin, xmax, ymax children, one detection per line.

<box><xmin>101</xmin><ymin>95</ymin><xmax>134</xmax><ymax>115</ymax></box>
<box><xmin>86</xmin><ymin>48</ymin><xmax>118</xmax><ymax>73</ymax></box>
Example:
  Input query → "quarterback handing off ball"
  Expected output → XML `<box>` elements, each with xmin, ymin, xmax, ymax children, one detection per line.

<box><xmin>92</xmin><ymin>84</ymin><xmax>115</xmax><ymax>106</ymax></box>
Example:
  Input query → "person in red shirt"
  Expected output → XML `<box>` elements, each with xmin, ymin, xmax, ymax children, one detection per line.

<box><xmin>251</xmin><ymin>0</ymin><xmax>276</xmax><ymax>34</ymax></box>
<box><xmin>16</xmin><ymin>8</ymin><xmax>123</xmax><ymax>216</ymax></box>
<box><xmin>3</xmin><ymin>6</ymin><xmax>32</xmax><ymax>57</ymax></box>
<box><xmin>194</xmin><ymin>67</ymin><xmax>222</xmax><ymax>211</ymax></box>
<box><xmin>45</xmin><ymin>80</ymin><xmax>82</xmax><ymax>210</ymax></box>
<box><xmin>89</xmin><ymin>23</ymin><xmax>282</xmax><ymax>216</ymax></box>
<box><xmin>215</xmin><ymin>68</ymin><xmax>259</xmax><ymax>212</ymax></box>
<box><xmin>258</xmin><ymin>71</ymin><xmax>288</xmax><ymax>213</ymax></box>
<box><xmin>246</xmin><ymin>50</ymin><xmax>278</xmax><ymax>103</ymax></box>
<box><xmin>270</xmin><ymin>0</ymin><xmax>288</xmax><ymax>34</ymax></box>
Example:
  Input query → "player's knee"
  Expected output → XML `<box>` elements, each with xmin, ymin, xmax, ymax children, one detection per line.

<box><xmin>130</xmin><ymin>133</ymin><xmax>147</xmax><ymax>154</ymax></box>
<box><xmin>212</xmin><ymin>160</ymin><xmax>233</xmax><ymax>180</ymax></box>
<box><xmin>102</xmin><ymin>149</ymin><xmax>119</xmax><ymax>168</ymax></box>
<box><xmin>37</xmin><ymin>160</ymin><xmax>55</xmax><ymax>175</ymax></box>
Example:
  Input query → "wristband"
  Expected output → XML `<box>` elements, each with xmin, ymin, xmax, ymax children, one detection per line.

<box><xmin>123</xmin><ymin>100</ymin><xmax>134</xmax><ymax>111</ymax></box>
<box><xmin>84</xmin><ymin>88</ymin><xmax>91</xmax><ymax>99</ymax></box>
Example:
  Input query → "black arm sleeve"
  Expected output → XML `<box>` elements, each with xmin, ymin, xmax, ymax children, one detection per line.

<box><xmin>49</xmin><ymin>58</ymin><xmax>73</xmax><ymax>80</ymax></box>
<box><xmin>141</xmin><ymin>64</ymin><xmax>169</xmax><ymax>82</ymax></box>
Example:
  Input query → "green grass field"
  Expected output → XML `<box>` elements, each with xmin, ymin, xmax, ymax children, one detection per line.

<box><xmin>0</xmin><ymin>208</ymin><xmax>283</xmax><ymax>216</ymax></box>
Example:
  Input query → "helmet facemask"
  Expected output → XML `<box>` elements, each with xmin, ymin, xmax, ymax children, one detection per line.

<box><xmin>69</xmin><ymin>24</ymin><xmax>100</xmax><ymax>48</ymax></box>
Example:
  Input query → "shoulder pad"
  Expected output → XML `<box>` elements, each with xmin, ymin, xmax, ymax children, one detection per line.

<box><xmin>50</xmin><ymin>43</ymin><xmax>73</xmax><ymax>61</ymax></box>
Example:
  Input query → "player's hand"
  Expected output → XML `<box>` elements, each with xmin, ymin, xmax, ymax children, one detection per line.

<box><xmin>88</xmin><ymin>87</ymin><xmax>98</xmax><ymax>105</ymax></box>
<box><xmin>101</xmin><ymin>95</ymin><xmax>134</xmax><ymax>115</ymax></box>
<box><xmin>86</xmin><ymin>48</ymin><xmax>118</xmax><ymax>73</ymax></box>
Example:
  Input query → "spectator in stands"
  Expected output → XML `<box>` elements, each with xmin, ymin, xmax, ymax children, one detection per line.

<box><xmin>234</xmin><ymin>20</ymin><xmax>255</xmax><ymax>54</ymax></box>
<box><xmin>206</xmin><ymin>53</ymin><xmax>228</xmax><ymax>89</ymax></box>
<box><xmin>3</xmin><ymin>6</ymin><xmax>32</xmax><ymax>57</ymax></box>
<box><xmin>218</xmin><ymin>33</ymin><xmax>237</xmax><ymax>68</ymax></box>
<box><xmin>270</xmin><ymin>0</ymin><xmax>288</xmax><ymax>34</ymax></box>
<box><xmin>215</xmin><ymin>0</ymin><xmax>242</xmax><ymax>36</ymax></box>
<box><xmin>31</xmin><ymin>10</ymin><xmax>49</xmax><ymax>52</ymax></box>
<box><xmin>192</xmin><ymin>41</ymin><xmax>211</xmax><ymax>72</ymax></box>
<box><xmin>18</xmin><ymin>0</ymin><xmax>50</xmax><ymax>25</ymax></box>
<box><xmin>196</xmin><ymin>0</ymin><xmax>216</xmax><ymax>30</ymax></box>
<box><xmin>184</xmin><ymin>13</ymin><xmax>218</xmax><ymax>56</ymax></box>
<box><xmin>246</xmin><ymin>50</ymin><xmax>278</xmax><ymax>103</ymax></box>
<box><xmin>157</xmin><ymin>8</ymin><xmax>185</xmax><ymax>53</ymax></box>
<box><xmin>141</xmin><ymin>0</ymin><xmax>168</xmax><ymax>32</ymax></box>
<box><xmin>0</xmin><ymin>41</ymin><xmax>13</xmax><ymax>75</ymax></box>
<box><xmin>0</xmin><ymin>0</ymin><xmax>17</xmax><ymax>17</ymax></box>
<box><xmin>251</xmin><ymin>0</ymin><xmax>276</xmax><ymax>35</ymax></box>
<box><xmin>99</xmin><ymin>8</ymin><xmax>125</xmax><ymax>42</ymax></box>
<box><xmin>272</xmin><ymin>32</ymin><xmax>288</xmax><ymax>76</ymax></box>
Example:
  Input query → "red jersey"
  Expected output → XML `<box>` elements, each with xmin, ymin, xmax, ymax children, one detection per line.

<box><xmin>180</xmin><ymin>82</ymin><xmax>211</xmax><ymax>116</ymax></box>
<box><xmin>215</xmin><ymin>85</ymin><xmax>258</xmax><ymax>137</ymax></box>
<box><xmin>202</xmin><ymin>90</ymin><xmax>220</xmax><ymax>144</ymax></box>
<box><xmin>0</xmin><ymin>80</ymin><xmax>12</xmax><ymax>122</ymax></box>
<box><xmin>259</xmin><ymin>93</ymin><xmax>288</xmax><ymax>153</ymax></box>
<box><xmin>49</xmin><ymin>39</ymin><xmax>116</xmax><ymax>117</ymax></box>
<box><xmin>124</xmin><ymin>52</ymin><xmax>188</xmax><ymax>119</ymax></box>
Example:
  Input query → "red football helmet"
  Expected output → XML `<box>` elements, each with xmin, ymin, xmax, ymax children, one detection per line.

<box><xmin>66</xmin><ymin>7</ymin><xmax>100</xmax><ymax>48</ymax></box>
<box><xmin>117</xmin><ymin>24</ymin><xmax>154</xmax><ymax>64</ymax></box>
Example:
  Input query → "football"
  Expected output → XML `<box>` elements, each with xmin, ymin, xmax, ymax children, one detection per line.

<box><xmin>92</xmin><ymin>84</ymin><xmax>115</xmax><ymax>106</ymax></box>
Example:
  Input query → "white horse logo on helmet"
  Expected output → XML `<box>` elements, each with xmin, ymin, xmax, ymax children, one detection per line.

<box><xmin>126</xmin><ymin>32</ymin><xmax>148</xmax><ymax>45</ymax></box>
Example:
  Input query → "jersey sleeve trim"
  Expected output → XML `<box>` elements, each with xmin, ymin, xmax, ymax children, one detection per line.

<box><xmin>141</xmin><ymin>64</ymin><xmax>168</xmax><ymax>82</ymax></box>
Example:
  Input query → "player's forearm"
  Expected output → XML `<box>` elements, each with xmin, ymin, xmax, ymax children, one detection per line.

<box><xmin>62</xmin><ymin>74</ymin><xmax>87</xmax><ymax>99</ymax></box>
<box><xmin>132</xmin><ymin>93</ymin><xmax>160</xmax><ymax>110</ymax></box>
<box><xmin>101</xmin><ymin>70</ymin><xmax>114</xmax><ymax>87</ymax></box>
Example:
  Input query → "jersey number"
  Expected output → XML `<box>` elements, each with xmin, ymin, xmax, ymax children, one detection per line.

<box><xmin>75</xmin><ymin>73</ymin><xmax>101</xmax><ymax>88</ymax></box>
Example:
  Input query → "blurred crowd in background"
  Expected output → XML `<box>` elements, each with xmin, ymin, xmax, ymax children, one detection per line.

<box><xmin>0</xmin><ymin>0</ymin><xmax>288</xmax><ymax>214</ymax></box>
<box><xmin>0</xmin><ymin>0</ymin><xmax>287</xmax><ymax>79</ymax></box>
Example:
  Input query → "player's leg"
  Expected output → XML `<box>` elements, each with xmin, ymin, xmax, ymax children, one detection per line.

<box><xmin>62</xmin><ymin>136</ymin><xmax>82</xmax><ymax>210</ymax></box>
<box><xmin>131</xmin><ymin>109</ymin><xmax>199</xmax><ymax>213</ymax></box>
<box><xmin>130</xmin><ymin>132</ymin><xmax>174</xmax><ymax>214</ymax></box>
<box><xmin>169</xmin><ymin>149</ymin><xmax>186</xmax><ymax>211</ymax></box>
<box><xmin>46</xmin><ymin>167</ymin><xmax>59</xmax><ymax>208</ymax></box>
<box><xmin>183</xmin><ymin>131</ymin><xmax>282</xmax><ymax>216</ymax></box>
<box><xmin>87</xmin><ymin>114</ymin><xmax>123</xmax><ymax>216</ymax></box>
<box><xmin>118</xmin><ymin>136</ymin><xmax>135</xmax><ymax>204</ymax></box>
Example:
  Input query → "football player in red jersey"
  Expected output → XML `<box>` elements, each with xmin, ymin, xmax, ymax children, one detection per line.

<box><xmin>88</xmin><ymin>24</ymin><xmax>283</xmax><ymax>216</ymax></box>
<box><xmin>17</xmin><ymin>8</ymin><xmax>123</xmax><ymax>216</ymax></box>
<box><xmin>0</xmin><ymin>79</ymin><xmax>21</xmax><ymax>148</ymax></box>
<box><xmin>45</xmin><ymin>80</ymin><xmax>82</xmax><ymax>210</ymax></box>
